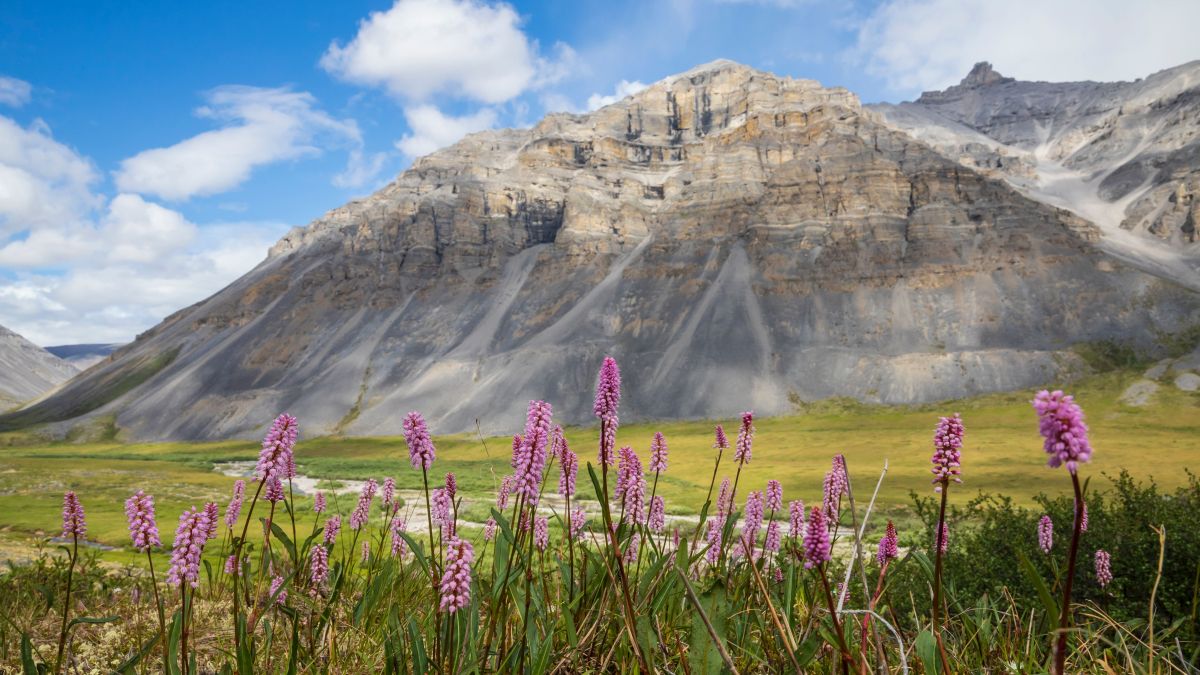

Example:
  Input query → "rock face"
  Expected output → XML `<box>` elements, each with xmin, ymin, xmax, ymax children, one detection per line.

<box><xmin>5</xmin><ymin>60</ymin><xmax>1200</xmax><ymax>440</ymax></box>
<box><xmin>870</xmin><ymin>61</ymin><xmax>1200</xmax><ymax>284</ymax></box>
<box><xmin>0</xmin><ymin>325</ymin><xmax>78</xmax><ymax>409</ymax></box>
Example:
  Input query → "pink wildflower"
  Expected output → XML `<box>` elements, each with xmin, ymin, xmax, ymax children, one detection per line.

<box><xmin>309</xmin><ymin>545</ymin><xmax>329</xmax><ymax>593</ymax></box>
<box><xmin>741</xmin><ymin>491</ymin><xmax>765</xmax><ymax>550</ymax></box>
<box><xmin>734</xmin><ymin>411</ymin><xmax>754</xmax><ymax>465</ymax></box>
<box><xmin>764</xmin><ymin>520</ymin><xmax>782</xmax><ymax>553</ymax></box>
<box><xmin>264</xmin><ymin>476</ymin><xmax>285</xmax><ymax>503</ymax></box>
<box><xmin>390</xmin><ymin>518</ymin><xmax>408</xmax><ymax>557</ymax></box>
<box><xmin>1038</xmin><ymin>515</ymin><xmax>1053</xmax><ymax>554</ymax></box>
<box><xmin>788</xmin><ymin>500</ymin><xmax>806</xmax><ymax>539</ymax></box>
<box><xmin>167</xmin><ymin>506</ymin><xmax>211</xmax><ymax>587</ymax></box>
<box><xmin>1032</xmin><ymin>390</ymin><xmax>1093</xmax><ymax>473</ymax></box>
<box><xmin>594</xmin><ymin>356</ymin><xmax>621</xmax><ymax>465</ymax></box>
<box><xmin>649</xmin><ymin>495</ymin><xmax>665</xmax><ymax>533</ymax></box>
<box><xmin>569</xmin><ymin>508</ymin><xmax>586</xmax><ymax>539</ymax></box>
<box><xmin>765</xmin><ymin>480</ymin><xmax>783</xmax><ymax>512</ymax></box>
<box><xmin>381</xmin><ymin>477</ymin><xmax>396</xmax><ymax>511</ymax></box>
<box><xmin>513</xmin><ymin>400</ymin><xmax>553</xmax><ymax>505</ymax></box>
<box><xmin>483</xmin><ymin>517</ymin><xmax>497</xmax><ymax>541</ymax></box>
<box><xmin>203</xmin><ymin>502</ymin><xmax>219</xmax><ymax>541</ymax></box>
<box><xmin>62</xmin><ymin>491</ymin><xmax>86</xmax><ymax>539</ymax></box>
<box><xmin>124</xmin><ymin>490</ymin><xmax>160</xmax><ymax>551</ymax></box>
<box><xmin>224</xmin><ymin>480</ymin><xmax>245</xmax><ymax>529</ymax></box>
<box><xmin>534</xmin><ymin>516</ymin><xmax>549</xmax><ymax>551</ymax></box>
<box><xmin>256</xmin><ymin>413</ymin><xmax>298</xmax><ymax>483</ymax></box>
<box><xmin>617</xmin><ymin>446</ymin><xmax>645</xmax><ymax>523</ymax></box>
<box><xmin>705</xmin><ymin>518</ymin><xmax>723</xmax><ymax>565</ymax></box>
<box><xmin>439</xmin><ymin>537</ymin><xmax>475</xmax><ymax>613</ymax></box>
<box><xmin>716</xmin><ymin>478</ymin><xmax>733</xmax><ymax>518</ymax></box>
<box><xmin>558</xmin><ymin>445</ymin><xmax>578</xmax><ymax>497</ymax></box>
<box><xmin>713</xmin><ymin>425</ymin><xmax>729</xmax><ymax>450</ymax></box>
<box><xmin>937</xmin><ymin>521</ymin><xmax>949</xmax><ymax>555</ymax></box>
<box><xmin>877</xmin><ymin>520</ymin><xmax>899</xmax><ymax>565</ymax></box>
<box><xmin>804</xmin><ymin>507</ymin><xmax>831</xmax><ymax>568</ymax></box>
<box><xmin>1095</xmin><ymin>550</ymin><xmax>1112</xmax><ymax>588</ymax></box>
<box><xmin>349</xmin><ymin>479</ymin><xmax>378</xmax><ymax>530</ymax></box>
<box><xmin>402</xmin><ymin>411</ymin><xmax>436</xmax><ymax>470</ymax></box>
<box><xmin>932</xmin><ymin>413</ymin><xmax>964</xmax><ymax>491</ymax></box>
<box><xmin>270</xmin><ymin>575</ymin><xmax>287</xmax><ymax>605</ymax></box>
<box><xmin>323</xmin><ymin>514</ymin><xmax>341</xmax><ymax>545</ymax></box>
<box><xmin>497</xmin><ymin>474</ymin><xmax>516</xmax><ymax>510</ymax></box>
<box><xmin>312</xmin><ymin>490</ymin><xmax>325</xmax><ymax>514</ymax></box>
<box><xmin>444</xmin><ymin>472</ymin><xmax>457</xmax><ymax>500</ymax></box>
<box><xmin>649</xmin><ymin>432</ymin><xmax>668</xmax><ymax>473</ymax></box>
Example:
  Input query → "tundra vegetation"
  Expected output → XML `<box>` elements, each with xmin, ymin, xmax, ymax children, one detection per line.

<box><xmin>1</xmin><ymin>358</ymin><xmax>1198</xmax><ymax>673</ymax></box>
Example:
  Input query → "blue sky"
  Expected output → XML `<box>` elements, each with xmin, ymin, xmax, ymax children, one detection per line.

<box><xmin>1</xmin><ymin>0</ymin><xmax>1196</xmax><ymax>345</ymax></box>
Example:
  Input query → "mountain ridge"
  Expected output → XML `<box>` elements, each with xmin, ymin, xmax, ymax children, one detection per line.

<box><xmin>5</xmin><ymin>59</ymin><xmax>1199</xmax><ymax>441</ymax></box>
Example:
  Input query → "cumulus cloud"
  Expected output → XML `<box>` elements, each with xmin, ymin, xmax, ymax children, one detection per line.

<box><xmin>395</xmin><ymin>104</ymin><xmax>498</xmax><ymax>157</ymax></box>
<box><xmin>0</xmin><ymin>109</ymin><xmax>289</xmax><ymax>345</ymax></box>
<box><xmin>856</xmin><ymin>0</ymin><xmax>1200</xmax><ymax>96</ymax></box>
<box><xmin>0</xmin><ymin>117</ymin><xmax>100</xmax><ymax>237</ymax></box>
<box><xmin>333</xmin><ymin>148</ymin><xmax>390</xmax><ymax>189</ymax></box>
<box><xmin>586</xmin><ymin>80</ymin><xmax>649</xmax><ymax>111</ymax></box>
<box><xmin>321</xmin><ymin>0</ymin><xmax>571</xmax><ymax>104</ymax></box>
<box><xmin>114</xmin><ymin>86</ymin><xmax>363</xmax><ymax>200</ymax></box>
<box><xmin>0</xmin><ymin>76</ymin><xmax>32</xmax><ymax>107</ymax></box>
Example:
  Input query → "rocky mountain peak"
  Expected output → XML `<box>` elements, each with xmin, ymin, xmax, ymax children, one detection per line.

<box><xmin>960</xmin><ymin>61</ymin><xmax>1013</xmax><ymax>88</ymax></box>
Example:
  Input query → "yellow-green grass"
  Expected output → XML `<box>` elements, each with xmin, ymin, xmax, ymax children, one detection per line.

<box><xmin>0</xmin><ymin>368</ymin><xmax>1196</xmax><ymax>560</ymax></box>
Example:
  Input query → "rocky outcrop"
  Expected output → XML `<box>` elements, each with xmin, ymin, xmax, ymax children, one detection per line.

<box><xmin>0</xmin><ymin>325</ymin><xmax>77</xmax><ymax>409</ymax></box>
<box><xmin>870</xmin><ymin>61</ymin><xmax>1200</xmax><ymax>265</ymax></box>
<box><xmin>5</xmin><ymin>60</ymin><xmax>1200</xmax><ymax>440</ymax></box>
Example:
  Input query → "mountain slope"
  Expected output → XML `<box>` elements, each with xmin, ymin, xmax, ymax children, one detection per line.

<box><xmin>45</xmin><ymin>343</ymin><xmax>124</xmax><ymax>371</ymax></box>
<box><xmin>869</xmin><ymin>61</ymin><xmax>1200</xmax><ymax>286</ymax></box>
<box><xmin>0</xmin><ymin>325</ymin><xmax>78</xmax><ymax>409</ymax></box>
<box><xmin>5</xmin><ymin>60</ymin><xmax>1199</xmax><ymax>440</ymax></box>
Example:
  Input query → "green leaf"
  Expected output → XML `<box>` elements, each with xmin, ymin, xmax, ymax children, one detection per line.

<box><xmin>269</xmin><ymin>521</ymin><xmax>298</xmax><ymax>563</ymax></box>
<box><xmin>915</xmin><ymin>629</ymin><xmax>940</xmax><ymax>674</ymax></box>
<box><xmin>67</xmin><ymin>615</ymin><xmax>120</xmax><ymax>630</ymax></box>
<box><xmin>686</xmin><ymin>578</ymin><xmax>732</xmax><ymax>675</ymax></box>
<box><xmin>1017</xmin><ymin>550</ymin><xmax>1059</xmax><ymax>623</ymax></box>
<box><xmin>399</xmin><ymin>532</ymin><xmax>431</xmax><ymax>578</ymax></box>
<box><xmin>20</xmin><ymin>633</ymin><xmax>38</xmax><ymax>675</ymax></box>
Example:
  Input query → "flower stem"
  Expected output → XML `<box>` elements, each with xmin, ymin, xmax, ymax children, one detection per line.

<box><xmin>1052</xmin><ymin>473</ymin><xmax>1085</xmax><ymax>675</ymax></box>
<box><xmin>53</xmin><ymin>534</ymin><xmax>77</xmax><ymax>675</ymax></box>
<box><xmin>146</xmin><ymin>549</ymin><xmax>167</xmax><ymax>670</ymax></box>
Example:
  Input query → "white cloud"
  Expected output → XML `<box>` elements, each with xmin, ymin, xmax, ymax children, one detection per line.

<box><xmin>0</xmin><ymin>76</ymin><xmax>32</xmax><ymax>107</ymax></box>
<box><xmin>114</xmin><ymin>86</ymin><xmax>362</xmax><ymax>201</ymax></box>
<box><xmin>395</xmin><ymin>104</ymin><xmax>497</xmax><ymax>157</ymax></box>
<box><xmin>321</xmin><ymin>0</ymin><xmax>570</xmax><ymax>105</ymax></box>
<box><xmin>586</xmin><ymin>80</ymin><xmax>649</xmax><ymax>111</ymax></box>
<box><xmin>0</xmin><ymin>117</ymin><xmax>100</xmax><ymax>237</ymax></box>
<box><xmin>333</xmin><ymin>148</ymin><xmax>390</xmax><ymax>189</ymax></box>
<box><xmin>856</xmin><ymin>0</ymin><xmax>1200</xmax><ymax>96</ymax></box>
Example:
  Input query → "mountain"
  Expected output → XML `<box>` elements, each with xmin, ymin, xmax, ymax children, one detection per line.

<box><xmin>4</xmin><ymin>60</ymin><xmax>1199</xmax><ymax>441</ymax></box>
<box><xmin>45</xmin><ymin>343</ymin><xmax>125</xmax><ymax>371</ymax></box>
<box><xmin>869</xmin><ymin>61</ymin><xmax>1200</xmax><ymax>283</ymax></box>
<box><xmin>0</xmin><ymin>325</ymin><xmax>78</xmax><ymax>410</ymax></box>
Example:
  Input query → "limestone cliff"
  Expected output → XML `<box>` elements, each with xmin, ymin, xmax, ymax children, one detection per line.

<box><xmin>6</xmin><ymin>60</ymin><xmax>1198</xmax><ymax>440</ymax></box>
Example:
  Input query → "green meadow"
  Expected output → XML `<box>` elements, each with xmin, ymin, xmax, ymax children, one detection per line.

<box><xmin>1</xmin><ymin>367</ymin><xmax>1196</xmax><ymax>560</ymax></box>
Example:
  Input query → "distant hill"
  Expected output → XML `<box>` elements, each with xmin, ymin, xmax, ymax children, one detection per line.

<box><xmin>0</xmin><ymin>325</ymin><xmax>78</xmax><ymax>409</ymax></box>
<box><xmin>45</xmin><ymin>343</ymin><xmax>124</xmax><ymax>371</ymax></box>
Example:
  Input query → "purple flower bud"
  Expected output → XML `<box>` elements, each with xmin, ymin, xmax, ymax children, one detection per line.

<box><xmin>569</xmin><ymin>508</ymin><xmax>587</xmax><ymax>539</ymax></box>
<box><xmin>558</xmin><ymin>444</ymin><xmax>578</xmax><ymax>498</ymax></box>
<box><xmin>439</xmin><ymin>537</ymin><xmax>475</xmax><ymax>614</ymax></box>
<box><xmin>788</xmin><ymin>500</ymin><xmax>806</xmax><ymax>539</ymax></box>
<box><xmin>61</xmin><ymin>491</ymin><xmax>86</xmax><ymax>539</ymax></box>
<box><xmin>402</xmin><ymin>411</ymin><xmax>436</xmax><ymax>470</ymax></box>
<box><xmin>594</xmin><ymin>357</ymin><xmax>621</xmax><ymax>465</ymax></box>
<box><xmin>742</xmin><ymin>491</ymin><xmax>765</xmax><ymax>549</ymax></box>
<box><xmin>350</xmin><ymin>479</ymin><xmax>378</xmax><ymax>530</ymax></box>
<box><xmin>617</xmin><ymin>446</ymin><xmax>645</xmax><ymax>524</ymax></box>
<box><xmin>323</xmin><ymin>514</ymin><xmax>341</xmax><ymax>545</ymax></box>
<box><xmin>734</xmin><ymin>412</ymin><xmax>754</xmax><ymax>465</ymax></box>
<box><xmin>483</xmin><ymin>517</ymin><xmax>497</xmax><ymax>541</ymax></box>
<box><xmin>309</xmin><ymin>545</ymin><xmax>329</xmax><ymax>593</ymax></box>
<box><xmin>623</xmin><ymin>533</ymin><xmax>640</xmax><ymax>564</ymax></box>
<box><xmin>124</xmin><ymin>491</ymin><xmax>160</xmax><ymax>551</ymax></box>
<box><xmin>256</xmin><ymin>414</ymin><xmax>298</xmax><ymax>484</ymax></box>
<box><xmin>716</xmin><ymin>478</ymin><xmax>732</xmax><ymax>518</ymax></box>
<box><xmin>1033</xmin><ymin>390</ymin><xmax>1093</xmax><ymax>473</ymax></box>
<box><xmin>203</xmin><ymin>502</ymin><xmax>219</xmax><ymax>541</ymax></box>
<box><xmin>513</xmin><ymin>400</ymin><xmax>553</xmax><ymax>506</ymax></box>
<box><xmin>765</xmin><ymin>480</ymin><xmax>783</xmax><ymax>512</ymax></box>
<box><xmin>705</xmin><ymin>517</ymin><xmax>723</xmax><ymax>566</ymax></box>
<box><xmin>534</xmin><ymin>516</ymin><xmax>549</xmax><ymax>551</ymax></box>
<box><xmin>313</xmin><ymin>491</ymin><xmax>326</xmax><ymax>514</ymax></box>
<box><xmin>444</xmin><ymin>472</ymin><xmax>457</xmax><ymax>500</ymax></box>
<box><xmin>931</xmin><ymin>414</ymin><xmax>964</xmax><ymax>491</ymax></box>
<box><xmin>270</xmin><ymin>575</ymin><xmax>287</xmax><ymax>605</ymax></box>
<box><xmin>431</xmin><ymin>487</ymin><xmax>452</xmax><ymax>530</ymax></box>
<box><xmin>224</xmin><ymin>480</ymin><xmax>246</xmax><ymax>529</ymax></box>
<box><xmin>649</xmin><ymin>495</ymin><xmax>666</xmax><ymax>533</ymax></box>
<box><xmin>224</xmin><ymin>554</ymin><xmax>246</xmax><ymax>576</ymax></box>
<box><xmin>1038</xmin><ymin>515</ymin><xmax>1053</xmax><ymax>554</ymax></box>
<box><xmin>764</xmin><ymin>520</ymin><xmax>782</xmax><ymax>553</ymax></box>
<box><xmin>167</xmin><ymin>505</ymin><xmax>211</xmax><ymax>588</ymax></box>
<box><xmin>804</xmin><ymin>507</ymin><xmax>831</xmax><ymax>568</ymax></box>
<box><xmin>649</xmin><ymin>432</ymin><xmax>668</xmax><ymax>473</ymax></box>
<box><xmin>823</xmin><ymin>455</ymin><xmax>848</xmax><ymax>518</ymax></box>
<box><xmin>381</xmin><ymin>477</ymin><xmax>396</xmax><ymax>511</ymax></box>
<box><xmin>713</xmin><ymin>425</ymin><xmax>729</xmax><ymax>451</ymax></box>
<box><xmin>877</xmin><ymin>520</ymin><xmax>899</xmax><ymax>565</ymax></box>
<box><xmin>497</xmin><ymin>474</ymin><xmax>515</xmax><ymax>510</ymax></box>
<box><xmin>1094</xmin><ymin>549</ymin><xmax>1112</xmax><ymax>588</ymax></box>
<box><xmin>264</xmin><ymin>476</ymin><xmax>285</xmax><ymax>503</ymax></box>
